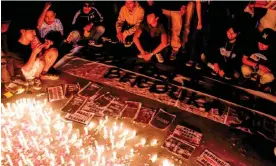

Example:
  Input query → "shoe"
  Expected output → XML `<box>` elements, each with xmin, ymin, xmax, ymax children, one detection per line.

<box><xmin>5</xmin><ymin>82</ymin><xmax>25</xmax><ymax>94</ymax></box>
<box><xmin>211</xmin><ymin>71</ymin><xmax>217</xmax><ymax>76</ymax></box>
<box><xmin>195</xmin><ymin>63</ymin><xmax>202</xmax><ymax>70</ymax></box>
<box><xmin>32</xmin><ymin>78</ymin><xmax>42</xmax><ymax>91</ymax></box>
<box><xmin>155</xmin><ymin>53</ymin><xmax>164</xmax><ymax>63</ymax></box>
<box><xmin>137</xmin><ymin>53</ymin><xmax>143</xmax><ymax>59</ymax></box>
<box><xmin>88</xmin><ymin>40</ymin><xmax>103</xmax><ymax>47</ymax></box>
<box><xmin>170</xmin><ymin>50</ymin><xmax>177</xmax><ymax>61</ymax></box>
<box><xmin>186</xmin><ymin>60</ymin><xmax>194</xmax><ymax>67</ymax></box>
<box><xmin>12</xmin><ymin>78</ymin><xmax>29</xmax><ymax>86</ymax></box>
<box><xmin>225</xmin><ymin>75</ymin><xmax>232</xmax><ymax>80</ymax></box>
<box><xmin>102</xmin><ymin>37</ymin><xmax>111</xmax><ymax>42</ymax></box>
<box><xmin>40</xmin><ymin>73</ymin><xmax>59</xmax><ymax>80</ymax></box>
<box><xmin>124</xmin><ymin>41</ymin><xmax>133</xmax><ymax>47</ymax></box>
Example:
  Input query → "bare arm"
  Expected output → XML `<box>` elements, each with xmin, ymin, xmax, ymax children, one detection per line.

<box><xmin>115</xmin><ymin>7</ymin><xmax>126</xmax><ymax>34</ymax></box>
<box><xmin>196</xmin><ymin>0</ymin><xmax>202</xmax><ymax>29</ymax></box>
<box><xmin>37</xmin><ymin>2</ymin><xmax>52</xmax><ymax>29</ymax></box>
<box><xmin>242</xmin><ymin>55</ymin><xmax>257</xmax><ymax>67</ymax></box>
<box><xmin>123</xmin><ymin>8</ymin><xmax>144</xmax><ymax>37</ymax></box>
<box><xmin>152</xmin><ymin>33</ymin><xmax>168</xmax><ymax>55</ymax></box>
<box><xmin>133</xmin><ymin>28</ymin><xmax>145</xmax><ymax>54</ymax></box>
<box><xmin>22</xmin><ymin>44</ymin><xmax>45</xmax><ymax>72</ymax></box>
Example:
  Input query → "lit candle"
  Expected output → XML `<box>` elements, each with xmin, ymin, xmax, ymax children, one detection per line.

<box><xmin>140</xmin><ymin>138</ymin><xmax>146</xmax><ymax>146</ymax></box>
<box><xmin>150</xmin><ymin>154</ymin><xmax>158</xmax><ymax>163</ymax></box>
<box><xmin>130</xmin><ymin>148</ymin><xmax>134</xmax><ymax>157</ymax></box>
<box><xmin>150</xmin><ymin>139</ymin><xmax>158</xmax><ymax>146</ymax></box>
<box><xmin>162</xmin><ymin>159</ymin><xmax>174</xmax><ymax>166</ymax></box>
<box><xmin>6</xmin><ymin>154</ymin><xmax>13</xmax><ymax>166</ymax></box>
<box><xmin>112</xmin><ymin>151</ymin><xmax>117</xmax><ymax>162</ymax></box>
<box><xmin>84</xmin><ymin>126</ymin><xmax>88</xmax><ymax>135</ymax></box>
<box><xmin>88</xmin><ymin>122</ymin><xmax>95</xmax><ymax>130</ymax></box>
<box><xmin>60</xmin><ymin>156</ymin><xmax>65</xmax><ymax>164</ymax></box>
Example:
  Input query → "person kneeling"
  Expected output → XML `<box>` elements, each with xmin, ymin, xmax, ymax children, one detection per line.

<box><xmin>133</xmin><ymin>9</ymin><xmax>167</xmax><ymax>63</ymax></box>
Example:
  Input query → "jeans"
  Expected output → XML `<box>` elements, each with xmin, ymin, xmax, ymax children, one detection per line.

<box><xmin>69</xmin><ymin>25</ymin><xmax>105</xmax><ymax>43</ymax></box>
<box><xmin>162</xmin><ymin>9</ymin><xmax>182</xmax><ymax>52</ymax></box>
<box><xmin>87</xmin><ymin>25</ymin><xmax>105</xmax><ymax>41</ymax></box>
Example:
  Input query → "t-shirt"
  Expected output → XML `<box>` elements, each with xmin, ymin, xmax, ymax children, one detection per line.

<box><xmin>244</xmin><ymin>43</ymin><xmax>276</xmax><ymax>74</ymax></box>
<box><xmin>39</xmin><ymin>18</ymin><xmax>64</xmax><ymax>38</ymax></box>
<box><xmin>10</xmin><ymin>42</ymin><xmax>32</xmax><ymax>63</ymax></box>
<box><xmin>140</xmin><ymin>21</ymin><xmax>166</xmax><ymax>38</ymax></box>
<box><xmin>210</xmin><ymin>36</ymin><xmax>242</xmax><ymax>67</ymax></box>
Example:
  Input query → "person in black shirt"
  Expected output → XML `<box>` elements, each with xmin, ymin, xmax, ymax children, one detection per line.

<box><xmin>241</xmin><ymin>28</ymin><xmax>276</xmax><ymax>89</ymax></box>
<box><xmin>202</xmin><ymin>23</ymin><xmax>242</xmax><ymax>80</ymax></box>
<box><xmin>133</xmin><ymin>8</ymin><xmax>167</xmax><ymax>63</ymax></box>
<box><xmin>8</xmin><ymin>22</ymin><xmax>59</xmax><ymax>89</ymax></box>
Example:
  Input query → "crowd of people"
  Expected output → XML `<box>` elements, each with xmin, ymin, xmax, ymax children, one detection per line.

<box><xmin>1</xmin><ymin>1</ymin><xmax>276</xmax><ymax>93</ymax></box>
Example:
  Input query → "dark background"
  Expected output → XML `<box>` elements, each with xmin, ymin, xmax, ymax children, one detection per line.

<box><xmin>1</xmin><ymin>1</ymin><xmax>125</xmax><ymax>36</ymax></box>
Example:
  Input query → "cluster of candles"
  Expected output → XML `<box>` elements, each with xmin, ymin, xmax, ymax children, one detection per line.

<box><xmin>1</xmin><ymin>98</ymin><xmax>176</xmax><ymax>166</ymax></box>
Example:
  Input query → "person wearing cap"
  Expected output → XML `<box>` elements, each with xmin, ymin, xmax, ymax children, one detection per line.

<box><xmin>241</xmin><ymin>28</ymin><xmax>276</xmax><ymax>90</ymax></box>
<box><xmin>37</xmin><ymin>2</ymin><xmax>64</xmax><ymax>38</ymax></box>
<box><xmin>116</xmin><ymin>0</ymin><xmax>144</xmax><ymax>47</ymax></box>
<box><xmin>70</xmin><ymin>1</ymin><xmax>105</xmax><ymax>47</ymax></box>
<box><xmin>202</xmin><ymin>23</ymin><xmax>243</xmax><ymax>80</ymax></box>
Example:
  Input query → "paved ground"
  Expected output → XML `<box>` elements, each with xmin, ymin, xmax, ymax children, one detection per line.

<box><xmin>2</xmin><ymin>44</ymin><xmax>276</xmax><ymax>166</ymax></box>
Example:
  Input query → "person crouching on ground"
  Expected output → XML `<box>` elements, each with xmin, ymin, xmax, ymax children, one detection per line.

<box><xmin>116</xmin><ymin>0</ymin><xmax>144</xmax><ymax>47</ymax></box>
<box><xmin>9</xmin><ymin>22</ymin><xmax>59</xmax><ymax>90</ymax></box>
<box><xmin>69</xmin><ymin>1</ymin><xmax>105</xmax><ymax>47</ymax></box>
<box><xmin>133</xmin><ymin>8</ymin><xmax>168</xmax><ymax>63</ymax></box>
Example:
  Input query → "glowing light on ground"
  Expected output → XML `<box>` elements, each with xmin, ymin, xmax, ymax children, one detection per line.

<box><xmin>1</xmin><ymin>98</ymin><xmax>176</xmax><ymax>165</ymax></box>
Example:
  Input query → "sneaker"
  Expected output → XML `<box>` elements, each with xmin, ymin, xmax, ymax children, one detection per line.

<box><xmin>155</xmin><ymin>53</ymin><xmax>164</xmax><ymax>63</ymax></box>
<box><xmin>186</xmin><ymin>60</ymin><xmax>194</xmax><ymax>67</ymax></box>
<box><xmin>102</xmin><ymin>37</ymin><xmax>111</xmax><ymax>42</ymax></box>
<box><xmin>137</xmin><ymin>53</ymin><xmax>143</xmax><ymax>59</ymax></box>
<box><xmin>32</xmin><ymin>78</ymin><xmax>42</xmax><ymax>90</ymax></box>
<box><xmin>124</xmin><ymin>41</ymin><xmax>133</xmax><ymax>48</ymax></box>
<box><xmin>225</xmin><ymin>75</ymin><xmax>232</xmax><ymax>80</ymax></box>
<box><xmin>88</xmin><ymin>40</ymin><xmax>103</xmax><ymax>47</ymax></box>
<box><xmin>195</xmin><ymin>63</ymin><xmax>202</xmax><ymax>70</ymax></box>
<box><xmin>40</xmin><ymin>73</ymin><xmax>59</xmax><ymax>80</ymax></box>
<box><xmin>170</xmin><ymin>50</ymin><xmax>177</xmax><ymax>61</ymax></box>
<box><xmin>211</xmin><ymin>71</ymin><xmax>217</xmax><ymax>76</ymax></box>
<box><xmin>12</xmin><ymin>78</ymin><xmax>29</xmax><ymax>86</ymax></box>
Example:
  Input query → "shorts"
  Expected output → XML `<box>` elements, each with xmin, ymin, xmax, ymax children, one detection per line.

<box><xmin>21</xmin><ymin>59</ymin><xmax>41</xmax><ymax>80</ymax></box>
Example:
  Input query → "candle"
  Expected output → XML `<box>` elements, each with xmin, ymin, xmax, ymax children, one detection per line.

<box><xmin>130</xmin><ymin>148</ymin><xmax>134</xmax><ymax>157</ymax></box>
<box><xmin>84</xmin><ymin>126</ymin><xmax>88</xmax><ymax>135</ymax></box>
<box><xmin>162</xmin><ymin>159</ymin><xmax>174</xmax><ymax>166</ymax></box>
<box><xmin>150</xmin><ymin>154</ymin><xmax>158</xmax><ymax>163</ymax></box>
<box><xmin>6</xmin><ymin>154</ymin><xmax>13</xmax><ymax>166</ymax></box>
<box><xmin>150</xmin><ymin>139</ymin><xmax>158</xmax><ymax>146</ymax></box>
<box><xmin>112</xmin><ymin>151</ymin><xmax>117</xmax><ymax>162</ymax></box>
<box><xmin>140</xmin><ymin>138</ymin><xmax>146</xmax><ymax>146</ymax></box>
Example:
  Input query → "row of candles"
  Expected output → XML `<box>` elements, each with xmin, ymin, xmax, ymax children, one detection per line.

<box><xmin>1</xmin><ymin>98</ymin><xmax>176</xmax><ymax>166</ymax></box>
